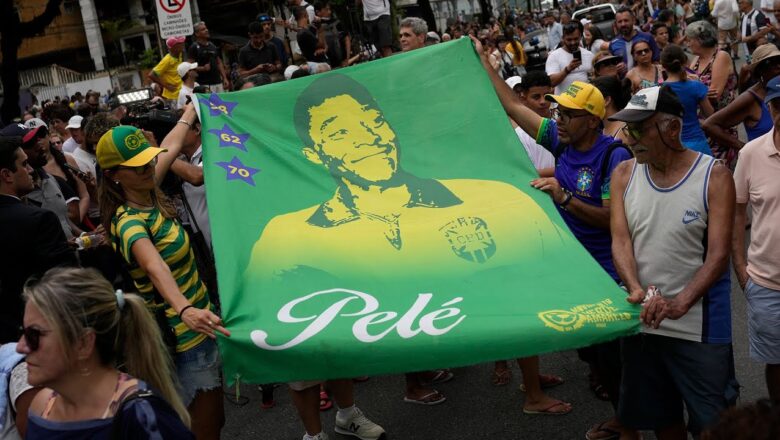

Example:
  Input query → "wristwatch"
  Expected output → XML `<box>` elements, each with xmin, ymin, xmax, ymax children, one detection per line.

<box><xmin>558</xmin><ymin>188</ymin><xmax>573</xmax><ymax>210</ymax></box>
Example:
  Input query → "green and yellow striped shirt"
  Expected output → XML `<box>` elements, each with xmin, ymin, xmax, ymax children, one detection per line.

<box><xmin>111</xmin><ymin>205</ymin><xmax>211</xmax><ymax>353</ymax></box>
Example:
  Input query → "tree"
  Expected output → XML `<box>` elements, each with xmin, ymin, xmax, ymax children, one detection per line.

<box><xmin>0</xmin><ymin>0</ymin><xmax>64</xmax><ymax>124</ymax></box>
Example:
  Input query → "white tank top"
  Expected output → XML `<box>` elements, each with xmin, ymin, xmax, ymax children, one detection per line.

<box><xmin>623</xmin><ymin>153</ymin><xmax>731</xmax><ymax>343</ymax></box>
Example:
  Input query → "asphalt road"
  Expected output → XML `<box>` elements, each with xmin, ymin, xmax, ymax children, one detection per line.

<box><xmin>220</xmin><ymin>270</ymin><xmax>767</xmax><ymax>440</ymax></box>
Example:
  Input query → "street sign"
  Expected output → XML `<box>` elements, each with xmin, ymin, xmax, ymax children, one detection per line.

<box><xmin>156</xmin><ymin>0</ymin><xmax>193</xmax><ymax>39</ymax></box>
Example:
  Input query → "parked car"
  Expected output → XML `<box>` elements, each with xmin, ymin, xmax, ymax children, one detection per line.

<box><xmin>572</xmin><ymin>3</ymin><xmax>617</xmax><ymax>40</ymax></box>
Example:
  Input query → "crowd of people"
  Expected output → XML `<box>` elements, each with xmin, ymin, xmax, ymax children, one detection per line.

<box><xmin>1</xmin><ymin>0</ymin><xmax>780</xmax><ymax>439</ymax></box>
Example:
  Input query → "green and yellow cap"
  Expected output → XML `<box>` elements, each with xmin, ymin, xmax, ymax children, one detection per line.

<box><xmin>96</xmin><ymin>125</ymin><xmax>166</xmax><ymax>169</ymax></box>
<box><xmin>545</xmin><ymin>81</ymin><xmax>606</xmax><ymax>119</ymax></box>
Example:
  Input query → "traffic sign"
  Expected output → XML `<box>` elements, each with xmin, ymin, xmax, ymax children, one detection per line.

<box><xmin>156</xmin><ymin>0</ymin><xmax>193</xmax><ymax>39</ymax></box>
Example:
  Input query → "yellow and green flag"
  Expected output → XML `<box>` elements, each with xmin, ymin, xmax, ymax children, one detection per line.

<box><xmin>198</xmin><ymin>38</ymin><xmax>639</xmax><ymax>384</ymax></box>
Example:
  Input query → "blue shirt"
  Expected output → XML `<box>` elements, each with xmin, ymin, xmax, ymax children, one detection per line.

<box><xmin>536</xmin><ymin>118</ymin><xmax>632</xmax><ymax>280</ymax></box>
<box><xmin>664</xmin><ymin>81</ymin><xmax>712</xmax><ymax>154</ymax></box>
<box><xmin>609</xmin><ymin>31</ymin><xmax>660</xmax><ymax>69</ymax></box>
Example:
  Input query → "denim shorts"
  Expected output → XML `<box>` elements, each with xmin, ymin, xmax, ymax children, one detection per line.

<box><xmin>746</xmin><ymin>279</ymin><xmax>780</xmax><ymax>364</ymax></box>
<box><xmin>618</xmin><ymin>333</ymin><xmax>730</xmax><ymax>436</ymax></box>
<box><xmin>175</xmin><ymin>338</ymin><xmax>222</xmax><ymax>406</ymax></box>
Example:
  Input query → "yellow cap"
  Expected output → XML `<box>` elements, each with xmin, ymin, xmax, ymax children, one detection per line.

<box><xmin>96</xmin><ymin>125</ymin><xmax>166</xmax><ymax>169</ymax></box>
<box><xmin>545</xmin><ymin>81</ymin><xmax>606</xmax><ymax>119</ymax></box>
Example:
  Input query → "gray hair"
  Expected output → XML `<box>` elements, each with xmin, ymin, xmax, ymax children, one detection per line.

<box><xmin>685</xmin><ymin>21</ymin><xmax>718</xmax><ymax>48</ymax></box>
<box><xmin>193</xmin><ymin>21</ymin><xmax>207</xmax><ymax>33</ymax></box>
<box><xmin>400</xmin><ymin>17</ymin><xmax>428</xmax><ymax>36</ymax></box>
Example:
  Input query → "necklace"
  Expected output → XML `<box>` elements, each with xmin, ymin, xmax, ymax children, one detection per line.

<box><xmin>126</xmin><ymin>198</ymin><xmax>154</xmax><ymax>208</ymax></box>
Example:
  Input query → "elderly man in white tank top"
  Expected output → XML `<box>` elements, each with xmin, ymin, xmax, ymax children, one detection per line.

<box><xmin>607</xmin><ymin>86</ymin><xmax>736</xmax><ymax>439</ymax></box>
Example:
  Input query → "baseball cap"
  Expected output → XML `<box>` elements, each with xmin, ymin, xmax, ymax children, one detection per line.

<box><xmin>23</xmin><ymin>118</ymin><xmax>48</xmax><ymax>139</ymax></box>
<box><xmin>0</xmin><ymin>123</ymin><xmax>37</xmax><ymax>145</ymax></box>
<box><xmin>24</xmin><ymin>118</ymin><xmax>47</xmax><ymax>130</ymax></box>
<box><xmin>593</xmin><ymin>51</ymin><xmax>621</xmax><ymax>67</ymax></box>
<box><xmin>96</xmin><ymin>125</ymin><xmax>166</xmax><ymax>169</ymax></box>
<box><xmin>257</xmin><ymin>13</ymin><xmax>273</xmax><ymax>23</ymax></box>
<box><xmin>426</xmin><ymin>31</ymin><xmax>441</xmax><ymax>43</ymax></box>
<box><xmin>177</xmin><ymin>61</ymin><xmax>198</xmax><ymax>78</ymax></box>
<box><xmin>505</xmin><ymin>76</ymin><xmax>523</xmax><ymax>90</ymax></box>
<box><xmin>764</xmin><ymin>74</ymin><xmax>780</xmax><ymax>103</ymax></box>
<box><xmin>545</xmin><ymin>81</ymin><xmax>605</xmax><ymax>119</ymax></box>
<box><xmin>66</xmin><ymin>115</ymin><xmax>84</xmax><ymax>129</ymax></box>
<box><xmin>608</xmin><ymin>85</ymin><xmax>684</xmax><ymax>123</ymax></box>
<box><xmin>166</xmin><ymin>36</ymin><xmax>186</xmax><ymax>48</ymax></box>
<box><xmin>284</xmin><ymin>65</ymin><xmax>301</xmax><ymax>80</ymax></box>
<box><xmin>751</xmin><ymin>44</ymin><xmax>780</xmax><ymax>70</ymax></box>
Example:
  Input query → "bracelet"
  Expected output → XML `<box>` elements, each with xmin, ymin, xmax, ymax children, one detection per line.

<box><xmin>558</xmin><ymin>189</ymin><xmax>573</xmax><ymax>209</ymax></box>
<box><xmin>178</xmin><ymin>305</ymin><xmax>194</xmax><ymax>319</ymax></box>
<box><xmin>177</xmin><ymin>120</ymin><xmax>192</xmax><ymax>128</ymax></box>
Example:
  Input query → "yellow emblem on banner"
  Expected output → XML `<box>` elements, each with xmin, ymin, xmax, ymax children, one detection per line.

<box><xmin>538</xmin><ymin>299</ymin><xmax>633</xmax><ymax>333</ymax></box>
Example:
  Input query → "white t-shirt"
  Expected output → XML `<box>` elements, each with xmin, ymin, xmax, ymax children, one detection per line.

<box><xmin>711</xmin><ymin>0</ymin><xmax>738</xmax><ymax>30</ymax></box>
<box><xmin>177</xmin><ymin>82</ymin><xmax>199</xmax><ymax>110</ymax></box>
<box><xmin>515</xmin><ymin>127</ymin><xmax>555</xmax><ymax>170</ymax></box>
<box><xmin>62</xmin><ymin>137</ymin><xmax>79</xmax><ymax>154</ymax></box>
<box><xmin>71</xmin><ymin>147</ymin><xmax>99</xmax><ymax>219</ymax></box>
<box><xmin>546</xmin><ymin>47</ymin><xmax>594</xmax><ymax>95</ymax></box>
<box><xmin>362</xmin><ymin>0</ymin><xmax>390</xmax><ymax>20</ymax></box>
<box><xmin>761</xmin><ymin>0</ymin><xmax>778</xmax><ymax>24</ymax></box>
<box><xmin>181</xmin><ymin>146</ymin><xmax>212</xmax><ymax>249</ymax></box>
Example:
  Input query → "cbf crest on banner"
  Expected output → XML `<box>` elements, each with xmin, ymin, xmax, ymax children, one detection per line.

<box><xmin>197</xmin><ymin>38</ymin><xmax>640</xmax><ymax>384</ymax></box>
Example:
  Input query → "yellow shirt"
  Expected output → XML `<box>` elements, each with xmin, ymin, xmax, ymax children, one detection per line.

<box><xmin>153</xmin><ymin>53</ymin><xmax>183</xmax><ymax>100</ymax></box>
<box><xmin>505</xmin><ymin>42</ymin><xmax>527</xmax><ymax>66</ymax></box>
<box><xmin>246</xmin><ymin>179</ymin><xmax>567</xmax><ymax>284</ymax></box>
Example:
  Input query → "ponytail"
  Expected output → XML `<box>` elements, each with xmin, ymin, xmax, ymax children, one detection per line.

<box><xmin>118</xmin><ymin>294</ymin><xmax>191</xmax><ymax>427</ymax></box>
<box><xmin>660</xmin><ymin>44</ymin><xmax>688</xmax><ymax>81</ymax></box>
<box><xmin>24</xmin><ymin>268</ymin><xmax>191</xmax><ymax>428</ymax></box>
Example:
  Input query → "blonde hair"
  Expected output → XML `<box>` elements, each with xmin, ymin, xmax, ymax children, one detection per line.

<box><xmin>24</xmin><ymin>268</ymin><xmax>190</xmax><ymax>427</ymax></box>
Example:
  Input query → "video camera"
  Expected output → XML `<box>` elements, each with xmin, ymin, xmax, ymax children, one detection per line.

<box><xmin>113</xmin><ymin>88</ymin><xmax>179</xmax><ymax>143</ymax></box>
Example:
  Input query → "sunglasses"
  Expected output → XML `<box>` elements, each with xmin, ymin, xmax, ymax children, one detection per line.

<box><xmin>20</xmin><ymin>325</ymin><xmax>51</xmax><ymax>352</ymax></box>
<box><xmin>117</xmin><ymin>157</ymin><xmax>157</xmax><ymax>175</ymax></box>
<box><xmin>596</xmin><ymin>58</ymin><xmax>620</xmax><ymax>67</ymax></box>
<box><xmin>633</xmin><ymin>48</ymin><xmax>651</xmax><ymax>56</ymax></box>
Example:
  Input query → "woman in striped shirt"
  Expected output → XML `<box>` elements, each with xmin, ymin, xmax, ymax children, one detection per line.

<box><xmin>97</xmin><ymin>125</ymin><xmax>229</xmax><ymax>440</ymax></box>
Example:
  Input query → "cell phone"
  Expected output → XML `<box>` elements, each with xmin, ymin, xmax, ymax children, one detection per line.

<box><xmin>63</xmin><ymin>163</ymin><xmax>89</xmax><ymax>179</ymax></box>
<box><xmin>573</xmin><ymin>50</ymin><xmax>582</xmax><ymax>61</ymax></box>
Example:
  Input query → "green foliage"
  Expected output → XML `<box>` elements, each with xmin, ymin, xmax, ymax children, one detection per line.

<box><xmin>138</xmin><ymin>48</ymin><xmax>160</xmax><ymax>69</ymax></box>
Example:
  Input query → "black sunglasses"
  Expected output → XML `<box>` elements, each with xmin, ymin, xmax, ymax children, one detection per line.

<box><xmin>20</xmin><ymin>326</ymin><xmax>50</xmax><ymax>352</ymax></box>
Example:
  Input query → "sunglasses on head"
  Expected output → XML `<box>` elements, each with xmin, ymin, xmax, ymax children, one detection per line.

<box><xmin>20</xmin><ymin>325</ymin><xmax>50</xmax><ymax>352</ymax></box>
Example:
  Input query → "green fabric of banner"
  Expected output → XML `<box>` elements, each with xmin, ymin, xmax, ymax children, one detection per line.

<box><xmin>198</xmin><ymin>38</ymin><xmax>639</xmax><ymax>385</ymax></box>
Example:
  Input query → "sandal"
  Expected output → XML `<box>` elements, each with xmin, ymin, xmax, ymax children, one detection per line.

<box><xmin>319</xmin><ymin>390</ymin><xmax>333</xmax><ymax>411</ymax></box>
<box><xmin>585</xmin><ymin>421</ymin><xmax>621</xmax><ymax>440</ymax></box>
<box><xmin>492</xmin><ymin>369</ymin><xmax>512</xmax><ymax>386</ymax></box>
<box><xmin>403</xmin><ymin>390</ymin><xmax>446</xmax><ymax>406</ymax></box>
<box><xmin>519</xmin><ymin>374</ymin><xmax>564</xmax><ymax>392</ymax></box>
<box><xmin>420</xmin><ymin>369</ymin><xmax>454</xmax><ymax>387</ymax></box>
<box><xmin>522</xmin><ymin>400</ymin><xmax>572</xmax><ymax>416</ymax></box>
<box><xmin>589</xmin><ymin>382</ymin><xmax>611</xmax><ymax>401</ymax></box>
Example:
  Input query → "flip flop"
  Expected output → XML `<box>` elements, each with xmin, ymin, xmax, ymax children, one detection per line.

<box><xmin>319</xmin><ymin>390</ymin><xmax>333</xmax><ymax>411</ymax></box>
<box><xmin>492</xmin><ymin>369</ymin><xmax>512</xmax><ymax>386</ymax></box>
<box><xmin>420</xmin><ymin>369</ymin><xmax>455</xmax><ymax>387</ymax></box>
<box><xmin>403</xmin><ymin>390</ymin><xmax>447</xmax><ymax>406</ymax></box>
<box><xmin>519</xmin><ymin>374</ymin><xmax>564</xmax><ymax>392</ymax></box>
<box><xmin>522</xmin><ymin>400</ymin><xmax>572</xmax><ymax>416</ymax></box>
<box><xmin>585</xmin><ymin>421</ymin><xmax>621</xmax><ymax>440</ymax></box>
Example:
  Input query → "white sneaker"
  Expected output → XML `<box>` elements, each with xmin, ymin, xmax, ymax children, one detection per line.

<box><xmin>334</xmin><ymin>407</ymin><xmax>386</xmax><ymax>440</ymax></box>
<box><xmin>302</xmin><ymin>432</ymin><xmax>329</xmax><ymax>440</ymax></box>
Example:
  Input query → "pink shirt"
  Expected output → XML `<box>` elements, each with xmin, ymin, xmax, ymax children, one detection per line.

<box><xmin>734</xmin><ymin>129</ymin><xmax>780</xmax><ymax>291</ymax></box>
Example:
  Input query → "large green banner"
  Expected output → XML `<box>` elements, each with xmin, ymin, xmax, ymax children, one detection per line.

<box><xmin>197</xmin><ymin>38</ymin><xmax>639</xmax><ymax>385</ymax></box>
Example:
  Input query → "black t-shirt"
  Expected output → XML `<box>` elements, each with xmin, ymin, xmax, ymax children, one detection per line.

<box><xmin>187</xmin><ymin>41</ymin><xmax>222</xmax><ymax>85</ymax></box>
<box><xmin>297</xmin><ymin>26</ymin><xmax>328</xmax><ymax>63</ymax></box>
<box><xmin>238</xmin><ymin>42</ymin><xmax>279</xmax><ymax>71</ymax></box>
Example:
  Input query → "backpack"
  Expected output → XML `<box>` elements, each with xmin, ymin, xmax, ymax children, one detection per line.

<box><xmin>109</xmin><ymin>382</ymin><xmax>194</xmax><ymax>440</ymax></box>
